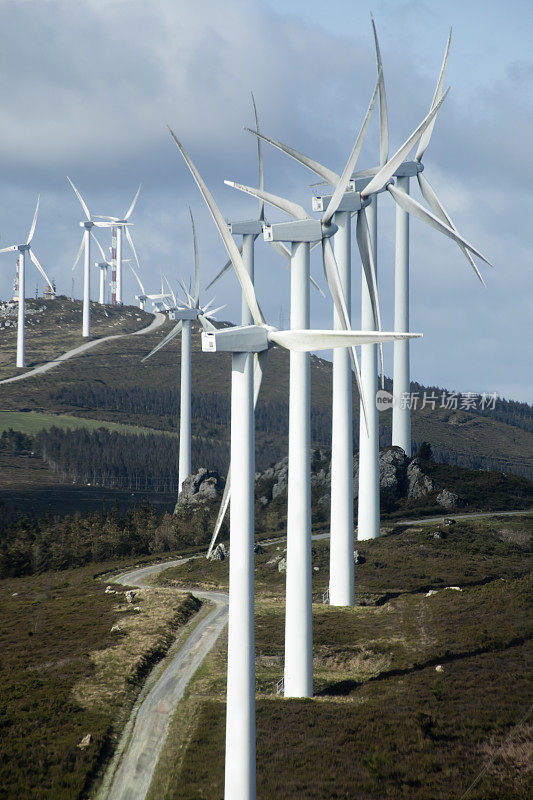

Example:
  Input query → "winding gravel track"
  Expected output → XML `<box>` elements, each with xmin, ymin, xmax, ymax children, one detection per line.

<box><xmin>0</xmin><ymin>312</ymin><xmax>165</xmax><ymax>385</ymax></box>
<box><xmin>98</xmin><ymin>559</ymin><xmax>228</xmax><ymax>800</ymax></box>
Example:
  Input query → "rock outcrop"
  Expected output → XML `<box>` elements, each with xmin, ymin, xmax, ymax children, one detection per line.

<box><xmin>175</xmin><ymin>467</ymin><xmax>225</xmax><ymax>511</ymax></box>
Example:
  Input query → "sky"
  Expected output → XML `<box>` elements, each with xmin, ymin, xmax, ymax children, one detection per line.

<box><xmin>0</xmin><ymin>0</ymin><xmax>531</xmax><ymax>401</ymax></box>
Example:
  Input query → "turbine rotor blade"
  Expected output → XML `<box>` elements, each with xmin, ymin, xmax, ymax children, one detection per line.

<box><xmin>72</xmin><ymin>236</ymin><xmax>85</xmax><ymax>271</ymax></box>
<box><xmin>0</xmin><ymin>245</ymin><xmax>17</xmax><ymax>253</ymax></box>
<box><xmin>67</xmin><ymin>177</ymin><xmax>91</xmax><ymax>221</ymax></box>
<box><xmin>198</xmin><ymin>313</ymin><xmax>217</xmax><ymax>332</ymax></box>
<box><xmin>124</xmin><ymin>184</ymin><xmax>142</xmax><ymax>220</ymax></box>
<box><xmin>251</xmin><ymin>92</ymin><xmax>265</xmax><ymax>222</ymax></box>
<box><xmin>388</xmin><ymin>183</ymin><xmax>493</xmax><ymax>267</ymax></box>
<box><xmin>322</xmin><ymin>72</ymin><xmax>380</xmax><ymax>224</ymax></box>
<box><xmin>244</xmin><ymin>127</ymin><xmax>340</xmax><ymax>186</ymax></box>
<box><xmin>415</xmin><ymin>28</ymin><xmax>452</xmax><ymax>163</ymax></box>
<box><xmin>26</xmin><ymin>196</ymin><xmax>40</xmax><ymax>244</ymax></box>
<box><xmin>361</xmin><ymin>88</ymin><xmax>450</xmax><ymax>197</ymax></box>
<box><xmin>206</xmin><ymin>239</ymin><xmax>245</xmax><ymax>290</ymax></box>
<box><xmin>124</xmin><ymin>226</ymin><xmax>145</xmax><ymax>293</ymax></box>
<box><xmin>90</xmin><ymin>231</ymin><xmax>107</xmax><ymax>263</ymax></box>
<box><xmin>29</xmin><ymin>249</ymin><xmax>53</xmax><ymax>287</ymax></box>
<box><xmin>355</xmin><ymin>206</ymin><xmax>385</xmax><ymax>382</ymax></box>
<box><xmin>189</xmin><ymin>207</ymin><xmax>200</xmax><ymax>306</ymax></box>
<box><xmin>322</xmin><ymin>237</ymin><xmax>367</xmax><ymax>430</ymax></box>
<box><xmin>269</xmin><ymin>329</ymin><xmax>420</xmax><ymax>350</ymax></box>
<box><xmin>168</xmin><ymin>126</ymin><xmax>265</xmax><ymax>326</ymax></box>
<box><xmin>141</xmin><ymin>320</ymin><xmax>183</xmax><ymax>361</ymax></box>
<box><xmin>371</xmin><ymin>13</ymin><xmax>389</xmax><ymax>166</ymax></box>
<box><xmin>225</xmin><ymin>180</ymin><xmax>309</xmax><ymax>221</ymax></box>
<box><xmin>417</xmin><ymin>172</ymin><xmax>486</xmax><ymax>285</ymax></box>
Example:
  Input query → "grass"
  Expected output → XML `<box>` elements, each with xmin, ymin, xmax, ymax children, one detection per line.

<box><xmin>148</xmin><ymin>513</ymin><xmax>532</xmax><ymax>799</ymax></box>
<box><xmin>0</xmin><ymin>559</ymin><xmax>203</xmax><ymax>800</ymax></box>
<box><xmin>0</xmin><ymin>410</ymin><xmax>177</xmax><ymax>438</ymax></box>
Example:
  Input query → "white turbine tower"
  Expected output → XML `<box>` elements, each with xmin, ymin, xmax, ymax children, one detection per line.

<box><xmin>0</xmin><ymin>197</ymin><xmax>53</xmax><ymax>368</ymax></box>
<box><xmin>168</xmin><ymin>127</ymin><xmax>421</xmax><ymax>800</ymax></box>
<box><xmin>67</xmin><ymin>178</ymin><xmax>110</xmax><ymax>336</ymax></box>
<box><xmin>93</xmin><ymin>186</ymin><xmax>141</xmax><ymax>305</ymax></box>
<box><xmin>143</xmin><ymin>208</ymin><xmax>224</xmax><ymax>496</ymax></box>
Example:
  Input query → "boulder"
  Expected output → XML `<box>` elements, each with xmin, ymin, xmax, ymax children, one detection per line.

<box><xmin>354</xmin><ymin>549</ymin><xmax>366</xmax><ymax>565</ymax></box>
<box><xmin>407</xmin><ymin>458</ymin><xmax>436</xmax><ymax>499</ymax></box>
<box><xmin>77</xmin><ymin>734</ymin><xmax>92</xmax><ymax>749</ymax></box>
<box><xmin>209</xmin><ymin>542</ymin><xmax>227</xmax><ymax>561</ymax></box>
<box><xmin>379</xmin><ymin>447</ymin><xmax>408</xmax><ymax>497</ymax></box>
<box><xmin>175</xmin><ymin>468</ymin><xmax>224</xmax><ymax>509</ymax></box>
<box><xmin>436</xmin><ymin>489</ymin><xmax>465</xmax><ymax>510</ymax></box>
<box><xmin>277</xmin><ymin>558</ymin><xmax>287</xmax><ymax>573</ymax></box>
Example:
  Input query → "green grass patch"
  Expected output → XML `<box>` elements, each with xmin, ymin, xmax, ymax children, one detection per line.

<box><xmin>0</xmin><ymin>411</ymin><xmax>176</xmax><ymax>438</ymax></box>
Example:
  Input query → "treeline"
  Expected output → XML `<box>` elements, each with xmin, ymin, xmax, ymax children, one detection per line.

<box><xmin>0</xmin><ymin>501</ymin><xmax>218</xmax><ymax>578</ymax></box>
<box><xmin>39</xmin><ymin>426</ymin><xmax>230</xmax><ymax>489</ymax></box>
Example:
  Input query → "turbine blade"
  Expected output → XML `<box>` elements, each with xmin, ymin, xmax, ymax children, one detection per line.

<box><xmin>67</xmin><ymin>177</ymin><xmax>91</xmax><ymax>221</ymax></box>
<box><xmin>417</xmin><ymin>172</ymin><xmax>487</xmax><ymax>285</ymax></box>
<box><xmin>322</xmin><ymin>237</ymin><xmax>367</xmax><ymax>430</ymax></box>
<box><xmin>268</xmin><ymin>329</ymin><xmax>420</xmax><ymax>350</ymax></box>
<box><xmin>26</xmin><ymin>196</ymin><xmax>40</xmax><ymax>244</ymax></box>
<box><xmin>371</xmin><ymin>13</ymin><xmax>389</xmax><ymax>166</ymax></box>
<box><xmin>225</xmin><ymin>180</ymin><xmax>309</xmax><ymax>221</ymax></box>
<box><xmin>177</xmin><ymin>278</ymin><xmax>194</xmax><ymax>308</ymax></box>
<box><xmin>189</xmin><ymin>207</ymin><xmax>200</xmax><ymax>306</ymax></box>
<box><xmin>206</xmin><ymin>240</ymin><xmax>245</xmax><ymax>290</ymax></box>
<box><xmin>322</xmin><ymin>73</ymin><xmax>380</xmax><ymax>224</ymax></box>
<box><xmin>168</xmin><ymin>127</ymin><xmax>265</xmax><ymax>326</ymax></box>
<box><xmin>162</xmin><ymin>273</ymin><xmax>177</xmax><ymax>306</ymax></box>
<box><xmin>90</xmin><ymin>231</ymin><xmax>107</xmax><ymax>263</ymax></box>
<box><xmin>141</xmin><ymin>321</ymin><xmax>183</xmax><ymax>361</ymax></box>
<box><xmin>269</xmin><ymin>240</ymin><xmax>291</xmax><ymax>261</ymax></box>
<box><xmin>72</xmin><ymin>236</ymin><xmax>85</xmax><ymax>271</ymax></box>
<box><xmin>244</xmin><ymin>127</ymin><xmax>340</xmax><ymax>186</ymax></box>
<box><xmin>29</xmin><ymin>249</ymin><xmax>53</xmax><ymax>287</ymax></box>
<box><xmin>388</xmin><ymin>183</ymin><xmax>493</xmax><ymax>267</ymax></box>
<box><xmin>251</xmin><ymin>92</ymin><xmax>265</xmax><ymax>222</ymax></box>
<box><xmin>361</xmin><ymin>88</ymin><xmax>450</xmax><ymax>197</ymax></box>
<box><xmin>0</xmin><ymin>245</ymin><xmax>17</xmax><ymax>253</ymax></box>
<box><xmin>355</xmin><ymin>206</ymin><xmax>385</xmax><ymax>382</ymax></box>
<box><xmin>310</xmin><ymin>275</ymin><xmax>326</xmax><ymax>298</ymax></box>
<box><xmin>205</xmin><ymin>303</ymin><xmax>225</xmax><ymax>317</ymax></box>
<box><xmin>415</xmin><ymin>28</ymin><xmax>452</xmax><ymax>163</ymax></box>
<box><xmin>124</xmin><ymin>184</ymin><xmax>141</xmax><ymax>220</ymax></box>
<box><xmin>124</xmin><ymin>227</ymin><xmax>145</xmax><ymax>292</ymax></box>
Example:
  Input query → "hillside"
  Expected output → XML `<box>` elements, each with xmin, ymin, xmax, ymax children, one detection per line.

<box><xmin>0</xmin><ymin>297</ymin><xmax>152</xmax><ymax>381</ymax></box>
<box><xmin>0</xmin><ymin>311</ymin><xmax>531</xmax><ymax>486</ymax></box>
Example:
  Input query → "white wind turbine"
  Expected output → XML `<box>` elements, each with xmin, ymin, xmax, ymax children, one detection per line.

<box><xmin>67</xmin><ymin>177</ymin><xmax>111</xmax><ymax>336</ymax></box>
<box><xmin>240</xmin><ymin>80</ymin><xmax>450</xmax><ymax>610</ymax></box>
<box><xmin>142</xmin><ymin>208</ymin><xmax>224</xmax><ymax>495</ymax></box>
<box><xmin>168</xmin><ymin>127</ymin><xmax>421</xmax><ymax>800</ymax></box>
<box><xmin>93</xmin><ymin>186</ymin><xmax>141</xmax><ymax>305</ymax></box>
<box><xmin>0</xmin><ymin>197</ymin><xmax>53</xmax><ymax>368</ymax></box>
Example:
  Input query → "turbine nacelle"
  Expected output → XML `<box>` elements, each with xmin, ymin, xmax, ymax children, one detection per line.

<box><xmin>263</xmin><ymin>219</ymin><xmax>329</xmax><ymax>243</ymax></box>
<box><xmin>229</xmin><ymin>220</ymin><xmax>264</xmax><ymax>236</ymax></box>
<box><xmin>312</xmin><ymin>192</ymin><xmax>370</xmax><ymax>214</ymax></box>
<box><xmin>80</xmin><ymin>220</ymin><xmax>94</xmax><ymax>230</ymax></box>
<box><xmin>169</xmin><ymin>307</ymin><xmax>200</xmax><ymax>321</ymax></box>
<box><xmin>202</xmin><ymin>324</ymin><xmax>269</xmax><ymax>353</ymax></box>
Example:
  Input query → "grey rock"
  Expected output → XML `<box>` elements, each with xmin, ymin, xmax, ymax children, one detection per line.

<box><xmin>379</xmin><ymin>447</ymin><xmax>408</xmax><ymax>496</ymax></box>
<box><xmin>354</xmin><ymin>549</ymin><xmax>366</xmax><ymax>565</ymax></box>
<box><xmin>436</xmin><ymin>489</ymin><xmax>465</xmax><ymax>510</ymax></box>
<box><xmin>209</xmin><ymin>542</ymin><xmax>227</xmax><ymax>561</ymax></box>
<box><xmin>277</xmin><ymin>558</ymin><xmax>287</xmax><ymax>573</ymax></box>
<box><xmin>175</xmin><ymin>467</ymin><xmax>224</xmax><ymax>510</ymax></box>
<box><xmin>407</xmin><ymin>458</ymin><xmax>436</xmax><ymax>499</ymax></box>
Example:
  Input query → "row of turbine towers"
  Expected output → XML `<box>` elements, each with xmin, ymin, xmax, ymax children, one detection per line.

<box><xmin>144</xmin><ymin>19</ymin><xmax>492</xmax><ymax>800</ymax></box>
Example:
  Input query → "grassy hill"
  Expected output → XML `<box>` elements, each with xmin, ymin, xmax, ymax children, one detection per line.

<box><xmin>149</xmin><ymin>513</ymin><xmax>532</xmax><ymax>800</ymax></box>
<box><xmin>0</xmin><ymin>310</ymin><xmax>531</xmax><ymax>484</ymax></box>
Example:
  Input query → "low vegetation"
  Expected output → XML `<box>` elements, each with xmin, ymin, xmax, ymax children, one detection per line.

<box><xmin>149</xmin><ymin>515</ymin><xmax>532</xmax><ymax>800</ymax></box>
<box><xmin>0</xmin><ymin>561</ymin><xmax>202</xmax><ymax>800</ymax></box>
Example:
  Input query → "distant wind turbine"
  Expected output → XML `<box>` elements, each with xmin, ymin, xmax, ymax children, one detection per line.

<box><xmin>93</xmin><ymin>185</ymin><xmax>142</xmax><ymax>304</ymax></box>
<box><xmin>0</xmin><ymin>197</ymin><xmax>53</xmax><ymax>368</ymax></box>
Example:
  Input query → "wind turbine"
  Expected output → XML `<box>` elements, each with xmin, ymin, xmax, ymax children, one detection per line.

<box><xmin>241</xmin><ymin>75</ymin><xmax>449</xmax><ymax>602</ymax></box>
<box><xmin>0</xmin><ymin>197</ymin><xmax>53</xmax><ymax>368</ymax></box>
<box><xmin>168</xmin><ymin>127</ymin><xmax>421</xmax><ymax>800</ymax></box>
<box><xmin>93</xmin><ymin>186</ymin><xmax>141</xmax><ymax>304</ymax></box>
<box><xmin>67</xmin><ymin>177</ymin><xmax>111</xmax><ymax>336</ymax></box>
<box><xmin>142</xmin><ymin>209</ymin><xmax>223</xmax><ymax>496</ymax></box>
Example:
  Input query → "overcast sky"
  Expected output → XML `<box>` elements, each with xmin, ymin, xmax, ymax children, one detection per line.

<box><xmin>0</xmin><ymin>0</ymin><xmax>531</xmax><ymax>401</ymax></box>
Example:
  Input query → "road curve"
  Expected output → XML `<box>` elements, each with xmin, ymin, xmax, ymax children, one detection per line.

<box><xmin>98</xmin><ymin>559</ymin><xmax>228</xmax><ymax>800</ymax></box>
<box><xmin>0</xmin><ymin>312</ymin><xmax>165</xmax><ymax>385</ymax></box>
